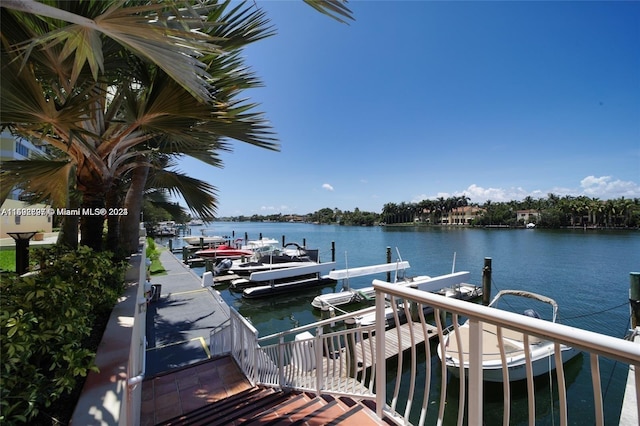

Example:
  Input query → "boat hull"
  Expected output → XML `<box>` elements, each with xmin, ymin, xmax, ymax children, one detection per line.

<box><xmin>242</xmin><ymin>277</ymin><xmax>337</xmax><ymax>299</ymax></box>
<box><xmin>438</xmin><ymin>290</ymin><xmax>581</xmax><ymax>383</ymax></box>
<box><xmin>195</xmin><ymin>248</ymin><xmax>253</xmax><ymax>259</ymax></box>
<box><xmin>442</xmin><ymin>344</ymin><xmax>581</xmax><ymax>382</ymax></box>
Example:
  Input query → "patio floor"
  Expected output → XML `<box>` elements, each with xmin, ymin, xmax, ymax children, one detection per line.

<box><xmin>141</xmin><ymin>356</ymin><xmax>252</xmax><ymax>425</ymax></box>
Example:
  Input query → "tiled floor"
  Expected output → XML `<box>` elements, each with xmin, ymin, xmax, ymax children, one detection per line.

<box><xmin>141</xmin><ymin>356</ymin><xmax>252</xmax><ymax>425</ymax></box>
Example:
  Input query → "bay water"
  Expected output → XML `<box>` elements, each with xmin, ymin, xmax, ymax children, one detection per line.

<box><xmin>166</xmin><ymin>222</ymin><xmax>639</xmax><ymax>424</ymax></box>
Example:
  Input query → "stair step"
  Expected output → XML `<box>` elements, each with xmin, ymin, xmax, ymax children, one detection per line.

<box><xmin>240</xmin><ymin>393</ymin><xmax>311</xmax><ymax>425</ymax></box>
<box><xmin>159</xmin><ymin>386</ymin><xmax>388</xmax><ymax>426</ymax></box>
<box><xmin>211</xmin><ymin>389</ymin><xmax>296</xmax><ymax>426</ymax></box>
<box><xmin>158</xmin><ymin>387</ymin><xmax>276</xmax><ymax>426</ymax></box>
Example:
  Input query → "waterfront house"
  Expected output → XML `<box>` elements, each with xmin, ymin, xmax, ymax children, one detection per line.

<box><xmin>516</xmin><ymin>209</ymin><xmax>541</xmax><ymax>225</ymax></box>
<box><xmin>443</xmin><ymin>206</ymin><xmax>484</xmax><ymax>225</ymax></box>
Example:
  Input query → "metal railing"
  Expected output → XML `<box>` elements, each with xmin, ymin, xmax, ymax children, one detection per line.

<box><xmin>372</xmin><ymin>280</ymin><xmax>640</xmax><ymax>426</ymax></box>
<box><xmin>224</xmin><ymin>282</ymin><xmax>640</xmax><ymax>425</ymax></box>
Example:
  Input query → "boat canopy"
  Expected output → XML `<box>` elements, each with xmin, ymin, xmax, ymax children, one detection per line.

<box><xmin>489</xmin><ymin>289</ymin><xmax>559</xmax><ymax>322</ymax></box>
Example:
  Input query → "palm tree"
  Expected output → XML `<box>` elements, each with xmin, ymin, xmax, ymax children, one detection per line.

<box><xmin>2</xmin><ymin>0</ymin><xmax>353</xmax><ymax>252</ymax></box>
<box><xmin>2</xmin><ymin>1</ymin><xmax>279</xmax><ymax>251</ymax></box>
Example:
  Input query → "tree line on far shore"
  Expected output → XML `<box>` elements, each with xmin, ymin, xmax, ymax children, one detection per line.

<box><xmin>212</xmin><ymin>194</ymin><xmax>640</xmax><ymax>228</ymax></box>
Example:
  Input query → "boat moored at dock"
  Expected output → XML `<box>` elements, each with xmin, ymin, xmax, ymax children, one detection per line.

<box><xmin>437</xmin><ymin>289</ymin><xmax>581</xmax><ymax>382</ymax></box>
<box><xmin>239</xmin><ymin>261</ymin><xmax>337</xmax><ymax>298</ymax></box>
<box><xmin>311</xmin><ymin>260</ymin><xmax>421</xmax><ymax>309</ymax></box>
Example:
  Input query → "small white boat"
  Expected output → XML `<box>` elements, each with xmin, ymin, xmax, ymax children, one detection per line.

<box><xmin>228</xmin><ymin>243</ymin><xmax>318</xmax><ymax>276</ymax></box>
<box><xmin>311</xmin><ymin>261</ymin><xmax>418</xmax><ymax>309</ymax></box>
<box><xmin>239</xmin><ymin>261</ymin><xmax>337</xmax><ymax>298</ymax></box>
<box><xmin>241</xmin><ymin>237</ymin><xmax>280</xmax><ymax>250</ymax></box>
<box><xmin>182</xmin><ymin>234</ymin><xmax>227</xmax><ymax>246</ymax></box>
<box><xmin>526</xmin><ymin>222</ymin><xmax>536</xmax><ymax>229</ymax></box>
<box><xmin>358</xmin><ymin>272</ymin><xmax>481</xmax><ymax>327</ymax></box>
<box><xmin>194</xmin><ymin>244</ymin><xmax>254</xmax><ymax>260</ymax></box>
<box><xmin>154</xmin><ymin>221</ymin><xmax>178</xmax><ymax>237</ymax></box>
<box><xmin>438</xmin><ymin>289</ymin><xmax>580</xmax><ymax>382</ymax></box>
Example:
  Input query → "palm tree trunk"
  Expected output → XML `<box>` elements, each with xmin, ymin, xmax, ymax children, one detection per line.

<box><xmin>120</xmin><ymin>165</ymin><xmax>149</xmax><ymax>255</ymax></box>
<box><xmin>57</xmin><ymin>215</ymin><xmax>79</xmax><ymax>249</ymax></box>
<box><xmin>106</xmin><ymin>186</ymin><xmax>121</xmax><ymax>254</ymax></box>
<box><xmin>56</xmin><ymin>191</ymin><xmax>80</xmax><ymax>249</ymax></box>
<box><xmin>80</xmin><ymin>191</ymin><xmax>106</xmax><ymax>251</ymax></box>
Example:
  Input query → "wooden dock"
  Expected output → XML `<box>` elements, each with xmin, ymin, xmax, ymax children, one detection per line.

<box><xmin>355</xmin><ymin>322</ymin><xmax>438</xmax><ymax>372</ymax></box>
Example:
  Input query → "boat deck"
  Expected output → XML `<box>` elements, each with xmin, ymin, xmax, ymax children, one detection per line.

<box><xmin>445</xmin><ymin>322</ymin><xmax>543</xmax><ymax>362</ymax></box>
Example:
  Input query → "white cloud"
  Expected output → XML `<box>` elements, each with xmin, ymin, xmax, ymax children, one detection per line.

<box><xmin>579</xmin><ymin>175</ymin><xmax>640</xmax><ymax>198</ymax></box>
<box><xmin>260</xmin><ymin>205</ymin><xmax>290</xmax><ymax>212</ymax></box>
<box><xmin>322</xmin><ymin>183</ymin><xmax>334</xmax><ymax>191</ymax></box>
<box><xmin>412</xmin><ymin>176</ymin><xmax>640</xmax><ymax>206</ymax></box>
<box><xmin>461</xmin><ymin>184</ymin><xmax>530</xmax><ymax>203</ymax></box>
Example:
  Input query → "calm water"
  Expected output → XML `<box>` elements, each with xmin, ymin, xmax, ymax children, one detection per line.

<box><xmin>163</xmin><ymin>222</ymin><xmax>639</xmax><ymax>424</ymax></box>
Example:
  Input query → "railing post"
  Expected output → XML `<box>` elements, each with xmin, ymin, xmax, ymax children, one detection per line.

<box><xmin>345</xmin><ymin>317</ymin><xmax>357</xmax><ymax>377</ymax></box>
<box><xmin>316</xmin><ymin>327</ymin><xmax>323</xmax><ymax>394</ymax></box>
<box><xmin>279</xmin><ymin>335</ymin><xmax>285</xmax><ymax>388</ymax></box>
<box><xmin>230</xmin><ymin>313</ymin><xmax>236</xmax><ymax>363</ymax></box>
<box><xmin>251</xmin><ymin>329</ymin><xmax>258</xmax><ymax>385</ymax></box>
<box><xmin>375</xmin><ymin>287</ymin><xmax>386</xmax><ymax>420</ymax></box>
<box><xmin>468</xmin><ymin>319</ymin><xmax>483</xmax><ymax>425</ymax></box>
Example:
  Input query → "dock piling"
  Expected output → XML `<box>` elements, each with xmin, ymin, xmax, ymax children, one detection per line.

<box><xmin>482</xmin><ymin>257</ymin><xmax>492</xmax><ymax>306</ymax></box>
<box><xmin>386</xmin><ymin>247</ymin><xmax>391</xmax><ymax>281</ymax></box>
<box><xmin>630</xmin><ymin>272</ymin><xmax>640</xmax><ymax>328</ymax></box>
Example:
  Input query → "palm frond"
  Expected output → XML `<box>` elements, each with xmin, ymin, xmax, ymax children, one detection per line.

<box><xmin>0</xmin><ymin>158</ymin><xmax>74</xmax><ymax>207</ymax></box>
<box><xmin>148</xmin><ymin>168</ymin><xmax>218</xmax><ymax>220</ymax></box>
<box><xmin>3</xmin><ymin>0</ymin><xmax>226</xmax><ymax>103</ymax></box>
<box><xmin>303</xmin><ymin>0</ymin><xmax>354</xmax><ymax>24</ymax></box>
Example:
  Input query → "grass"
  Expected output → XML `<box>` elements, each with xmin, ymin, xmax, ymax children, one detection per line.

<box><xmin>0</xmin><ymin>250</ymin><xmax>16</xmax><ymax>272</ymax></box>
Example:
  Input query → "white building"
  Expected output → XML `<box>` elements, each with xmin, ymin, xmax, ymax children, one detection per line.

<box><xmin>0</xmin><ymin>130</ymin><xmax>53</xmax><ymax>238</ymax></box>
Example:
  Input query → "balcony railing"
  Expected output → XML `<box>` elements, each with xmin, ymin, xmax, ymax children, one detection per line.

<box><xmin>218</xmin><ymin>281</ymin><xmax>640</xmax><ymax>425</ymax></box>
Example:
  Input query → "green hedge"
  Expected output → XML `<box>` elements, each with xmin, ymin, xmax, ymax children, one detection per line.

<box><xmin>0</xmin><ymin>246</ymin><xmax>127</xmax><ymax>424</ymax></box>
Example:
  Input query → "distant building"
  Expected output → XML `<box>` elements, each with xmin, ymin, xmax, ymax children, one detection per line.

<box><xmin>516</xmin><ymin>209</ymin><xmax>541</xmax><ymax>224</ymax></box>
<box><xmin>443</xmin><ymin>206</ymin><xmax>484</xmax><ymax>225</ymax></box>
<box><xmin>0</xmin><ymin>130</ymin><xmax>53</xmax><ymax>238</ymax></box>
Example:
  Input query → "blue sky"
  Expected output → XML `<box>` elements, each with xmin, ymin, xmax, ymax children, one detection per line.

<box><xmin>178</xmin><ymin>1</ymin><xmax>640</xmax><ymax>217</ymax></box>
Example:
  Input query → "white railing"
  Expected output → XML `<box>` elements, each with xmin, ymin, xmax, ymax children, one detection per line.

<box><xmin>224</xmin><ymin>283</ymin><xmax>640</xmax><ymax>425</ymax></box>
<box><xmin>372</xmin><ymin>280</ymin><xmax>640</xmax><ymax>426</ymax></box>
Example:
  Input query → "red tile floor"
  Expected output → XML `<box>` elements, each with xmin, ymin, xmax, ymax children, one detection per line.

<box><xmin>140</xmin><ymin>356</ymin><xmax>252</xmax><ymax>425</ymax></box>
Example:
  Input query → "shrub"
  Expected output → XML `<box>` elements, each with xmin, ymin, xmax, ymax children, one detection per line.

<box><xmin>0</xmin><ymin>246</ymin><xmax>127</xmax><ymax>424</ymax></box>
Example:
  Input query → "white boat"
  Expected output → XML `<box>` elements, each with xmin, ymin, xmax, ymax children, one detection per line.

<box><xmin>526</xmin><ymin>222</ymin><xmax>536</xmax><ymax>229</ymax></box>
<box><xmin>437</xmin><ymin>289</ymin><xmax>580</xmax><ymax>382</ymax></box>
<box><xmin>188</xmin><ymin>218</ymin><xmax>204</xmax><ymax>226</ymax></box>
<box><xmin>357</xmin><ymin>272</ymin><xmax>482</xmax><ymax>327</ymax></box>
<box><xmin>183</xmin><ymin>235</ymin><xmax>227</xmax><ymax>246</ymax></box>
<box><xmin>241</xmin><ymin>237</ymin><xmax>280</xmax><ymax>250</ymax></box>
<box><xmin>182</xmin><ymin>228</ymin><xmax>229</xmax><ymax>246</ymax></box>
<box><xmin>239</xmin><ymin>261</ymin><xmax>337</xmax><ymax>298</ymax></box>
<box><xmin>311</xmin><ymin>261</ymin><xmax>419</xmax><ymax>309</ymax></box>
<box><xmin>154</xmin><ymin>221</ymin><xmax>178</xmax><ymax>237</ymax></box>
<box><xmin>227</xmin><ymin>242</ymin><xmax>318</xmax><ymax>276</ymax></box>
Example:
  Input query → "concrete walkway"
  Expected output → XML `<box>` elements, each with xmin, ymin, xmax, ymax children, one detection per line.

<box><xmin>145</xmin><ymin>249</ymin><xmax>230</xmax><ymax>377</ymax></box>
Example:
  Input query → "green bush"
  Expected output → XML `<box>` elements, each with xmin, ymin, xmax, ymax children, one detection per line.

<box><xmin>0</xmin><ymin>246</ymin><xmax>127</xmax><ymax>424</ymax></box>
<box><xmin>145</xmin><ymin>238</ymin><xmax>165</xmax><ymax>275</ymax></box>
